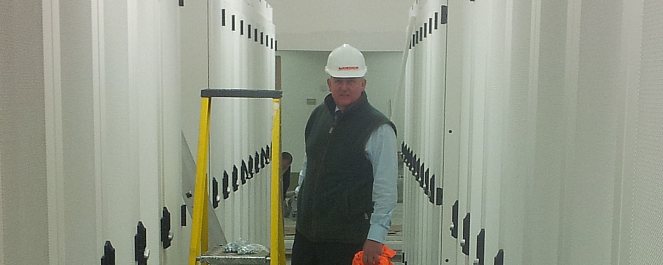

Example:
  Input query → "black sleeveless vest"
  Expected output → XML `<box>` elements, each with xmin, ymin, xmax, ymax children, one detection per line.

<box><xmin>297</xmin><ymin>92</ymin><xmax>396</xmax><ymax>243</ymax></box>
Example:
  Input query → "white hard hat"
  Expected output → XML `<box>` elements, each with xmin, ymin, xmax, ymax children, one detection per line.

<box><xmin>325</xmin><ymin>44</ymin><xmax>367</xmax><ymax>78</ymax></box>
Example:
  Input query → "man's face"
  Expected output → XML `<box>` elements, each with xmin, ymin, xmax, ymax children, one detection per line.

<box><xmin>327</xmin><ymin>77</ymin><xmax>366</xmax><ymax>111</ymax></box>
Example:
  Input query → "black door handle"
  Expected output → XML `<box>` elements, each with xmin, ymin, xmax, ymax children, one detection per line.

<box><xmin>161</xmin><ymin>207</ymin><xmax>173</xmax><ymax>249</ymax></box>
<box><xmin>494</xmin><ymin>249</ymin><xmax>504</xmax><ymax>265</ymax></box>
<box><xmin>232</xmin><ymin>166</ymin><xmax>239</xmax><ymax>191</ymax></box>
<box><xmin>223</xmin><ymin>171</ymin><xmax>230</xmax><ymax>199</ymax></box>
<box><xmin>134</xmin><ymin>221</ymin><xmax>147</xmax><ymax>265</ymax></box>
<box><xmin>451</xmin><ymin>200</ymin><xmax>459</xmax><ymax>238</ymax></box>
<box><xmin>462</xmin><ymin>213</ymin><xmax>471</xmax><ymax>255</ymax></box>
<box><xmin>101</xmin><ymin>241</ymin><xmax>115</xmax><ymax>265</ymax></box>
<box><xmin>212</xmin><ymin>177</ymin><xmax>220</xmax><ymax>208</ymax></box>
<box><xmin>476</xmin><ymin>229</ymin><xmax>485</xmax><ymax>265</ymax></box>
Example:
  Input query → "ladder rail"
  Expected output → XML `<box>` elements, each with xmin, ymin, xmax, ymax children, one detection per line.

<box><xmin>189</xmin><ymin>97</ymin><xmax>212</xmax><ymax>265</ymax></box>
<box><xmin>269</xmin><ymin>98</ymin><xmax>285</xmax><ymax>265</ymax></box>
<box><xmin>188</xmin><ymin>89</ymin><xmax>284</xmax><ymax>265</ymax></box>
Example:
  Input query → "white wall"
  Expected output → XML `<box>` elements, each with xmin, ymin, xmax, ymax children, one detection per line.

<box><xmin>0</xmin><ymin>1</ymin><xmax>49</xmax><ymax>264</ymax></box>
<box><xmin>1</xmin><ymin>1</ymin><xmax>188</xmax><ymax>264</ymax></box>
<box><xmin>278</xmin><ymin>50</ymin><xmax>404</xmax><ymax>172</ymax></box>
<box><xmin>269</xmin><ymin>0</ymin><xmax>413</xmax><ymax>51</ymax></box>
<box><xmin>401</xmin><ymin>0</ymin><xmax>663</xmax><ymax>264</ymax></box>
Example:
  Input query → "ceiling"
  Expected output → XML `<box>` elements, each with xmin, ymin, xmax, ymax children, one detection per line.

<box><xmin>268</xmin><ymin>0</ymin><xmax>415</xmax><ymax>51</ymax></box>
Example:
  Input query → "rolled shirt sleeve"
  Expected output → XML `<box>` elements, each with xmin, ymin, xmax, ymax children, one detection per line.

<box><xmin>365</xmin><ymin>124</ymin><xmax>398</xmax><ymax>243</ymax></box>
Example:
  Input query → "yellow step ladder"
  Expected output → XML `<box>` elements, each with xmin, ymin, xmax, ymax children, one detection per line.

<box><xmin>188</xmin><ymin>88</ymin><xmax>285</xmax><ymax>265</ymax></box>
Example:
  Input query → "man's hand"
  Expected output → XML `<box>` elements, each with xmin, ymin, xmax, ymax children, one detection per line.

<box><xmin>362</xmin><ymin>239</ymin><xmax>383</xmax><ymax>265</ymax></box>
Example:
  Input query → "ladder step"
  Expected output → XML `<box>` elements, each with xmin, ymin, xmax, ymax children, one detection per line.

<box><xmin>199</xmin><ymin>245</ymin><xmax>270</xmax><ymax>265</ymax></box>
<box><xmin>201</xmin><ymin>88</ymin><xmax>282</xmax><ymax>99</ymax></box>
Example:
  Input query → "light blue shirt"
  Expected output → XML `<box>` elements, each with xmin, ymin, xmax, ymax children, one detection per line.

<box><xmin>298</xmin><ymin>123</ymin><xmax>398</xmax><ymax>243</ymax></box>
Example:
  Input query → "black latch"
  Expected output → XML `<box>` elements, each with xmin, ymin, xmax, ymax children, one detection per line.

<box><xmin>134</xmin><ymin>221</ymin><xmax>147</xmax><ymax>265</ymax></box>
<box><xmin>412</xmin><ymin>33</ymin><xmax>416</xmax><ymax>48</ymax></box>
<box><xmin>232</xmin><ymin>166</ymin><xmax>239</xmax><ymax>191</ymax></box>
<box><xmin>223</xmin><ymin>171</ymin><xmax>230</xmax><ymax>199</ymax></box>
<box><xmin>260</xmin><ymin>148</ymin><xmax>266</xmax><ymax>168</ymax></box>
<box><xmin>212</xmin><ymin>177</ymin><xmax>220</xmax><ymax>208</ymax></box>
<box><xmin>436</xmin><ymin>187</ymin><xmax>443</xmax><ymax>206</ymax></box>
<box><xmin>412</xmin><ymin>156</ymin><xmax>418</xmax><ymax>177</ymax></box>
<box><xmin>255</xmin><ymin>151</ymin><xmax>261</xmax><ymax>173</ymax></box>
<box><xmin>242</xmin><ymin>160</ymin><xmax>250</xmax><ymax>180</ymax></box>
<box><xmin>101</xmin><ymin>241</ymin><xmax>115</xmax><ymax>265</ymax></box>
<box><xmin>476</xmin><ymin>229</ymin><xmax>485</xmax><ymax>265</ymax></box>
<box><xmin>494</xmin><ymin>249</ymin><xmax>504</xmax><ymax>265</ymax></box>
<box><xmin>405</xmin><ymin>145</ymin><xmax>411</xmax><ymax>166</ymax></box>
<box><xmin>401</xmin><ymin>142</ymin><xmax>406</xmax><ymax>158</ymax></box>
<box><xmin>181</xmin><ymin>204</ymin><xmax>187</xmax><ymax>226</ymax></box>
<box><xmin>462</xmin><ymin>213</ymin><xmax>470</xmax><ymax>255</ymax></box>
<box><xmin>418</xmin><ymin>163</ymin><xmax>425</xmax><ymax>188</ymax></box>
<box><xmin>161</xmin><ymin>207</ymin><xmax>173</xmax><ymax>249</ymax></box>
<box><xmin>428</xmin><ymin>174</ymin><xmax>435</xmax><ymax>203</ymax></box>
<box><xmin>412</xmin><ymin>158</ymin><xmax>418</xmax><ymax>179</ymax></box>
<box><xmin>265</xmin><ymin>145</ymin><xmax>271</xmax><ymax>164</ymax></box>
<box><xmin>428</xmin><ymin>17</ymin><xmax>433</xmax><ymax>34</ymax></box>
<box><xmin>221</xmin><ymin>9</ymin><xmax>226</xmax><ymax>27</ymax></box>
<box><xmin>409</xmin><ymin>154</ymin><xmax>416</xmax><ymax>173</ymax></box>
<box><xmin>424</xmin><ymin>168</ymin><xmax>430</xmax><ymax>193</ymax></box>
<box><xmin>419</xmin><ymin>26</ymin><xmax>423</xmax><ymax>42</ymax></box>
<box><xmin>178</xmin><ymin>0</ymin><xmax>184</xmax><ymax>7</ymax></box>
<box><xmin>403</xmin><ymin>146</ymin><xmax>409</xmax><ymax>167</ymax></box>
<box><xmin>240</xmin><ymin>161</ymin><xmax>247</xmax><ymax>184</ymax></box>
<box><xmin>441</xmin><ymin>5</ymin><xmax>448</xmax><ymax>25</ymax></box>
<box><xmin>248</xmin><ymin>155</ymin><xmax>254</xmax><ymax>175</ymax></box>
<box><xmin>451</xmin><ymin>200</ymin><xmax>458</xmax><ymax>238</ymax></box>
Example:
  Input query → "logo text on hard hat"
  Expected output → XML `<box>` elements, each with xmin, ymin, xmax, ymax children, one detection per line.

<box><xmin>338</xmin><ymin>66</ymin><xmax>360</xmax><ymax>71</ymax></box>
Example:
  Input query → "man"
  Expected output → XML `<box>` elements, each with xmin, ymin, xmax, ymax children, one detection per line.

<box><xmin>281</xmin><ymin>151</ymin><xmax>293</xmax><ymax>200</ymax></box>
<box><xmin>292</xmin><ymin>44</ymin><xmax>398</xmax><ymax>265</ymax></box>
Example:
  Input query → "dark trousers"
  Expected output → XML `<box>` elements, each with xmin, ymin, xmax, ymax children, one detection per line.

<box><xmin>291</xmin><ymin>230</ymin><xmax>363</xmax><ymax>265</ymax></box>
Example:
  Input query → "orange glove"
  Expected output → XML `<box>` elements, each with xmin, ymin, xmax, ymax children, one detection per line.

<box><xmin>352</xmin><ymin>245</ymin><xmax>396</xmax><ymax>265</ymax></box>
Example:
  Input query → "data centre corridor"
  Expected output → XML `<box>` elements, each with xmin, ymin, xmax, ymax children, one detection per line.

<box><xmin>2</xmin><ymin>0</ymin><xmax>663</xmax><ymax>265</ymax></box>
